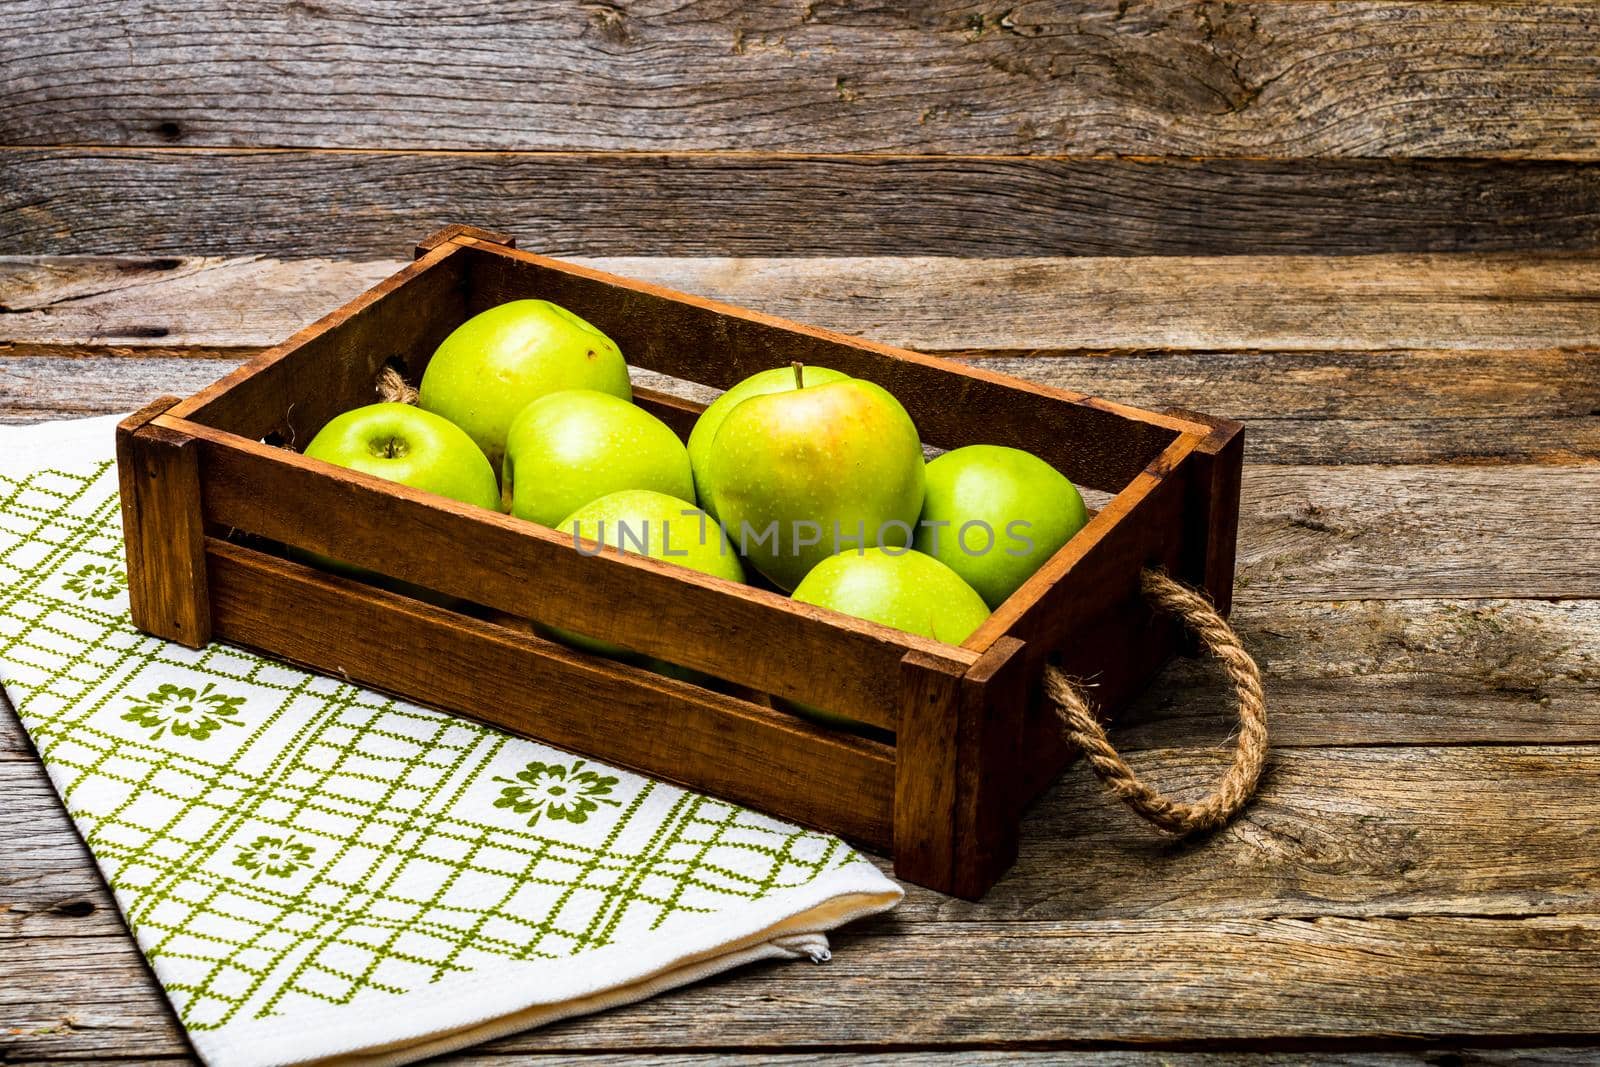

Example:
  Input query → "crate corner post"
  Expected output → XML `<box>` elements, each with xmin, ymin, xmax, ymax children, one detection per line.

<box><xmin>116</xmin><ymin>399</ymin><xmax>212</xmax><ymax>649</ymax></box>
<box><xmin>414</xmin><ymin>224</ymin><xmax>518</xmax><ymax>260</ymax></box>
<box><xmin>956</xmin><ymin>634</ymin><xmax>1029</xmax><ymax>898</ymax></box>
<box><xmin>1165</xmin><ymin>407</ymin><xmax>1245</xmax><ymax>618</ymax></box>
<box><xmin>894</xmin><ymin>636</ymin><xmax>1028</xmax><ymax>900</ymax></box>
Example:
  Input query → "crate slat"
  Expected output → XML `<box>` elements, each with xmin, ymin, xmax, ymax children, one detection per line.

<box><xmin>176</xmin><ymin>419</ymin><xmax>982</xmax><ymax>730</ymax></box>
<box><xmin>461</xmin><ymin>241</ymin><xmax>1196</xmax><ymax>494</ymax></box>
<box><xmin>206</xmin><ymin>537</ymin><xmax>897</xmax><ymax>849</ymax></box>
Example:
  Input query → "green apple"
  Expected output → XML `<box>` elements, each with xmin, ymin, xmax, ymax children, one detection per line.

<box><xmin>687</xmin><ymin>363</ymin><xmax>848</xmax><ymax>519</ymax></box>
<box><xmin>914</xmin><ymin>444</ymin><xmax>1088</xmax><ymax>609</ymax></box>
<box><xmin>299</xmin><ymin>403</ymin><xmax>499</xmax><ymax>594</ymax></box>
<box><xmin>792</xmin><ymin>547</ymin><xmax>990</xmax><ymax>644</ymax></box>
<box><xmin>788</xmin><ymin>547</ymin><xmax>990</xmax><ymax>729</ymax></box>
<box><xmin>705</xmin><ymin>368</ymin><xmax>925</xmax><ymax>590</ymax></box>
<box><xmin>502</xmin><ymin>390</ymin><xmax>694</xmax><ymax>528</ymax></box>
<box><xmin>418</xmin><ymin>299</ymin><xmax>631</xmax><ymax>469</ymax></box>
<box><xmin>303</xmin><ymin>402</ymin><xmax>500</xmax><ymax>510</ymax></box>
<box><xmin>548</xmin><ymin>490</ymin><xmax>744</xmax><ymax>673</ymax></box>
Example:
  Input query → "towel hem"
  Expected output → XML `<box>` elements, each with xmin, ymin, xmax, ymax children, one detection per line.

<box><xmin>190</xmin><ymin>866</ymin><xmax>899</xmax><ymax>1067</ymax></box>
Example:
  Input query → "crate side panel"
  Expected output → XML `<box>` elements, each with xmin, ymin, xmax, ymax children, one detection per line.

<box><xmin>1004</xmin><ymin>446</ymin><xmax>1198</xmax><ymax>804</ymax></box>
<box><xmin>464</xmin><ymin>246</ymin><xmax>1179</xmax><ymax>493</ymax></box>
<box><xmin>182</xmin><ymin>426</ymin><xmax>964</xmax><ymax>728</ymax></box>
<box><xmin>206</xmin><ymin>539</ymin><xmax>896</xmax><ymax>850</ymax></box>
<box><xmin>173</xmin><ymin>247</ymin><xmax>469</xmax><ymax>445</ymax></box>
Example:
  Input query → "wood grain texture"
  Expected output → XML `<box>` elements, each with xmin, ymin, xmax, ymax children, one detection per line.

<box><xmin>11</xmin><ymin>254</ymin><xmax>1600</xmax><ymax>354</ymax></box>
<box><xmin>9</xmin><ymin>1058</ymin><xmax>1594</xmax><ymax>1067</ymax></box>
<box><xmin>10</xmin><ymin>741</ymin><xmax>1600</xmax><ymax>936</ymax></box>
<box><xmin>5</xmin><ymin>152</ymin><xmax>1600</xmax><ymax>258</ymax></box>
<box><xmin>6</xmin><ymin>255</ymin><xmax>1597</xmax><ymax>463</ymax></box>
<box><xmin>6</xmin><ymin>1052</ymin><xmax>1600</xmax><ymax>1067</ymax></box>
<box><xmin>4</xmin><ymin>1</ymin><xmax>1599</xmax><ymax>158</ymax></box>
<box><xmin>9</xmin><ymin>909</ymin><xmax>1600</xmax><ymax>1056</ymax></box>
<box><xmin>1236</xmin><ymin>465</ymin><xmax>1600</xmax><ymax>601</ymax></box>
<box><xmin>1122</xmin><ymin>597</ymin><xmax>1600</xmax><ymax>750</ymax></box>
<box><xmin>8</xmin><ymin>594</ymin><xmax>1595</xmax><ymax>760</ymax></box>
<box><xmin>15</xmin><ymin>1056</ymin><xmax>1600</xmax><ymax>1067</ymax></box>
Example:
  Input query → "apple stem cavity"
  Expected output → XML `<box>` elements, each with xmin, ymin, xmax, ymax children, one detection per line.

<box><xmin>791</xmin><ymin>361</ymin><xmax>805</xmax><ymax>390</ymax></box>
<box><xmin>370</xmin><ymin>436</ymin><xmax>409</xmax><ymax>460</ymax></box>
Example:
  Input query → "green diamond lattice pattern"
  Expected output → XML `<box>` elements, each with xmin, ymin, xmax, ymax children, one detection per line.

<box><xmin>0</xmin><ymin>460</ymin><xmax>861</xmax><ymax>1029</ymax></box>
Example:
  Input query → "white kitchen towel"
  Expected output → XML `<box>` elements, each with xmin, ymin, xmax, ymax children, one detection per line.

<box><xmin>0</xmin><ymin>414</ymin><xmax>902</xmax><ymax>1067</ymax></box>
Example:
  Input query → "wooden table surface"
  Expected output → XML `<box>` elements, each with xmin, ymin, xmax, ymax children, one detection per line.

<box><xmin>5</xmin><ymin>0</ymin><xmax>1600</xmax><ymax>1059</ymax></box>
<box><xmin>2</xmin><ymin>251</ymin><xmax>1597</xmax><ymax>1062</ymax></box>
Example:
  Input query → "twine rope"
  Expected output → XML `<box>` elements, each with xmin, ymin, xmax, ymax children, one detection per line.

<box><xmin>1045</xmin><ymin>569</ymin><xmax>1268</xmax><ymax>835</ymax></box>
<box><xmin>376</xmin><ymin>365</ymin><xmax>419</xmax><ymax>405</ymax></box>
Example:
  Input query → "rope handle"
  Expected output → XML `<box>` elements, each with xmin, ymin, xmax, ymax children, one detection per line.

<box><xmin>1045</xmin><ymin>569</ymin><xmax>1268</xmax><ymax>835</ymax></box>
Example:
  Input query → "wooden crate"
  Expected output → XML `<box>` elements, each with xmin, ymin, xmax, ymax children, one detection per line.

<box><xmin>116</xmin><ymin>225</ymin><xmax>1243</xmax><ymax>900</ymax></box>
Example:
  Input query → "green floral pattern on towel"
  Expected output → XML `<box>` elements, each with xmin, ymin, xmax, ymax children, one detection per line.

<box><xmin>122</xmin><ymin>682</ymin><xmax>246</xmax><ymax>742</ymax></box>
<box><xmin>63</xmin><ymin>561</ymin><xmax>126</xmax><ymax>601</ymax></box>
<box><xmin>0</xmin><ymin>459</ymin><xmax>866</xmax><ymax>1032</ymax></box>
<box><xmin>493</xmin><ymin>759</ymin><xmax>622</xmax><ymax>826</ymax></box>
<box><xmin>234</xmin><ymin>835</ymin><xmax>317</xmax><ymax>879</ymax></box>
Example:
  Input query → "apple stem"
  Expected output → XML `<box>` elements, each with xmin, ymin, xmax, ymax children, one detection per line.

<box><xmin>792</xmin><ymin>361</ymin><xmax>805</xmax><ymax>389</ymax></box>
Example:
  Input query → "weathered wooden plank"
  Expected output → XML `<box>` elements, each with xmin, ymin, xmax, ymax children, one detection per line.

<box><xmin>0</xmin><ymin>358</ymin><xmax>229</xmax><ymax>421</ymax></box>
<box><xmin>482</xmin><ymin>914</ymin><xmax>1600</xmax><ymax>1047</ymax></box>
<box><xmin>14</xmin><ymin>1055</ymin><xmax>1593</xmax><ymax>1067</ymax></box>
<box><xmin>1121</xmin><ymin>598</ymin><xmax>1600</xmax><ymax>750</ymax></box>
<box><xmin>11</xmin><ymin>741</ymin><xmax>1600</xmax><ymax>942</ymax></box>
<box><xmin>4</xmin><ymin>2</ymin><xmax>1599</xmax><ymax>158</ymax></box>
<box><xmin>4</xmin><ymin>1054</ymin><xmax>1599</xmax><ymax>1067</ymax></box>
<box><xmin>1237</xmin><ymin>465</ymin><xmax>1600</xmax><ymax>601</ymax></box>
<box><xmin>5</xmin><ymin>1056</ymin><xmax>1599</xmax><ymax>1067</ymax></box>
<box><xmin>7</xmin><ymin>591</ymin><xmax>1597</xmax><ymax>763</ymax></box>
<box><xmin>5</xmin><ymin>1051</ymin><xmax>1600</xmax><ymax>1067</ymax></box>
<box><xmin>6</xmin><ymin>252</ymin><xmax>1598</xmax><ymax>461</ymax></box>
<box><xmin>9</xmin><ymin>912</ymin><xmax>1600</xmax><ymax>1058</ymax></box>
<box><xmin>5</xmin><ymin>153</ymin><xmax>1600</xmax><ymax>258</ymax></box>
<box><xmin>456</xmin><ymin>1057</ymin><xmax>1600</xmax><ymax>1066</ymax></box>
<box><xmin>11</xmin><ymin>355</ymin><xmax>1595</xmax><ymax>464</ymax></box>
<box><xmin>0</xmin><ymin>255</ymin><xmax>394</xmax><ymax>354</ymax></box>
<box><xmin>9</xmin><ymin>254</ymin><xmax>1600</xmax><ymax>354</ymax></box>
<box><xmin>1225</xmin><ymin>418</ymin><xmax>1599</xmax><ymax>467</ymax></box>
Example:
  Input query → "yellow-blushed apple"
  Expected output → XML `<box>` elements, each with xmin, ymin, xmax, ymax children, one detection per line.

<box><xmin>687</xmin><ymin>363</ymin><xmax>848</xmax><ymax>519</ymax></box>
<box><xmin>706</xmin><ymin>366</ymin><xmax>925</xmax><ymax>591</ymax></box>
